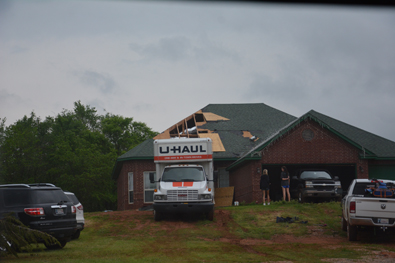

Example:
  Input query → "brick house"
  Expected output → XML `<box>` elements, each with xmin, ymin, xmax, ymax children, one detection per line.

<box><xmin>112</xmin><ymin>103</ymin><xmax>395</xmax><ymax>210</ymax></box>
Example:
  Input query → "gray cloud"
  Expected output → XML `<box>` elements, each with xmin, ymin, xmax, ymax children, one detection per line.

<box><xmin>1</xmin><ymin>1</ymin><xmax>394</xmax><ymax>142</ymax></box>
<box><xmin>129</xmin><ymin>35</ymin><xmax>241</xmax><ymax>66</ymax></box>
<box><xmin>130</xmin><ymin>36</ymin><xmax>192</xmax><ymax>62</ymax></box>
<box><xmin>76</xmin><ymin>71</ymin><xmax>116</xmax><ymax>94</ymax></box>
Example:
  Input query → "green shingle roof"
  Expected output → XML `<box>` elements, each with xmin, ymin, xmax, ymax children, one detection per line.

<box><xmin>200</xmin><ymin>103</ymin><xmax>297</xmax><ymax>159</ymax></box>
<box><xmin>229</xmin><ymin>109</ymin><xmax>395</xmax><ymax>170</ymax></box>
<box><xmin>113</xmin><ymin>104</ymin><xmax>395</xmax><ymax>179</ymax></box>
<box><xmin>307</xmin><ymin>110</ymin><xmax>395</xmax><ymax>158</ymax></box>
<box><xmin>118</xmin><ymin>139</ymin><xmax>154</xmax><ymax>160</ymax></box>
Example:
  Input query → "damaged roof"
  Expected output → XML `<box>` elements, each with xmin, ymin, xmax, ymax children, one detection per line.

<box><xmin>113</xmin><ymin>104</ymin><xmax>395</xmax><ymax>179</ymax></box>
<box><xmin>112</xmin><ymin>103</ymin><xmax>296</xmax><ymax>178</ymax></box>
<box><xmin>118</xmin><ymin>103</ymin><xmax>297</xmax><ymax>160</ymax></box>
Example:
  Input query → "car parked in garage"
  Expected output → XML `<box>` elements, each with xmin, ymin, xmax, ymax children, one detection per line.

<box><xmin>0</xmin><ymin>183</ymin><xmax>77</xmax><ymax>249</ymax></box>
<box><xmin>64</xmin><ymin>191</ymin><xmax>84</xmax><ymax>239</ymax></box>
<box><xmin>290</xmin><ymin>169</ymin><xmax>342</xmax><ymax>203</ymax></box>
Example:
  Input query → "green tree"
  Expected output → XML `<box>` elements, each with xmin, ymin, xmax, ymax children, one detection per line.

<box><xmin>101</xmin><ymin>113</ymin><xmax>158</xmax><ymax>156</ymax></box>
<box><xmin>0</xmin><ymin>101</ymin><xmax>158</xmax><ymax>211</ymax></box>
<box><xmin>46</xmin><ymin>104</ymin><xmax>117</xmax><ymax>211</ymax></box>
<box><xmin>0</xmin><ymin>113</ymin><xmax>49</xmax><ymax>184</ymax></box>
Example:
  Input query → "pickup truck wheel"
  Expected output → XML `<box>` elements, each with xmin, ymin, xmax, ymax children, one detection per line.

<box><xmin>341</xmin><ymin>217</ymin><xmax>347</xmax><ymax>232</ymax></box>
<box><xmin>347</xmin><ymin>221</ymin><xmax>357</xmax><ymax>241</ymax></box>
<box><xmin>298</xmin><ymin>191</ymin><xmax>305</xmax><ymax>203</ymax></box>
<box><xmin>206</xmin><ymin>208</ymin><xmax>214</xmax><ymax>221</ymax></box>
<box><xmin>154</xmin><ymin>210</ymin><xmax>162</xmax><ymax>221</ymax></box>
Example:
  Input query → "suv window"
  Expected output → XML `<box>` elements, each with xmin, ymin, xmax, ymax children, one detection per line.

<box><xmin>66</xmin><ymin>194</ymin><xmax>80</xmax><ymax>205</ymax></box>
<box><xmin>3</xmin><ymin>190</ymin><xmax>31</xmax><ymax>206</ymax></box>
<box><xmin>3</xmin><ymin>189</ymin><xmax>69</xmax><ymax>206</ymax></box>
<box><xmin>35</xmin><ymin>190</ymin><xmax>69</xmax><ymax>204</ymax></box>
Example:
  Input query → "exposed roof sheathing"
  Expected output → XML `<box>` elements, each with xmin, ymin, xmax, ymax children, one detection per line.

<box><xmin>202</xmin><ymin>112</ymin><xmax>230</xmax><ymax>121</ymax></box>
<box><xmin>199</xmin><ymin>133</ymin><xmax>226</xmax><ymax>152</ymax></box>
<box><xmin>242</xmin><ymin>131</ymin><xmax>259</xmax><ymax>141</ymax></box>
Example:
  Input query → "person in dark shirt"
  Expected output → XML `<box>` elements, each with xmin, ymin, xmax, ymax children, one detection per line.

<box><xmin>260</xmin><ymin>169</ymin><xmax>271</xmax><ymax>205</ymax></box>
<box><xmin>281</xmin><ymin>166</ymin><xmax>291</xmax><ymax>202</ymax></box>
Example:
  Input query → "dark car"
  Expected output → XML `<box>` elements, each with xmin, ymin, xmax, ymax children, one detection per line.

<box><xmin>0</xmin><ymin>183</ymin><xmax>77</xmax><ymax>249</ymax></box>
<box><xmin>290</xmin><ymin>169</ymin><xmax>342</xmax><ymax>203</ymax></box>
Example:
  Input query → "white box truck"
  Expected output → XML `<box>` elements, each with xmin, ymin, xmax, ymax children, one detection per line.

<box><xmin>150</xmin><ymin>138</ymin><xmax>216</xmax><ymax>221</ymax></box>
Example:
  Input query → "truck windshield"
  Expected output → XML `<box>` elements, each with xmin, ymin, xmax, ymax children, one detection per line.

<box><xmin>300</xmin><ymin>171</ymin><xmax>331</xmax><ymax>180</ymax></box>
<box><xmin>162</xmin><ymin>167</ymin><xmax>205</xmax><ymax>182</ymax></box>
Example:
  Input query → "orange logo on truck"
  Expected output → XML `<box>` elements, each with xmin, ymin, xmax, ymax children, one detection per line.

<box><xmin>173</xmin><ymin>182</ymin><xmax>194</xmax><ymax>187</ymax></box>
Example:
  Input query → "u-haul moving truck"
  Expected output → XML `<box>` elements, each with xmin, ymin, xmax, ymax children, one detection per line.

<box><xmin>150</xmin><ymin>138</ymin><xmax>215</xmax><ymax>221</ymax></box>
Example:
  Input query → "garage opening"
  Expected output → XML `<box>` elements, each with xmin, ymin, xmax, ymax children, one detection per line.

<box><xmin>261</xmin><ymin>164</ymin><xmax>356</xmax><ymax>202</ymax></box>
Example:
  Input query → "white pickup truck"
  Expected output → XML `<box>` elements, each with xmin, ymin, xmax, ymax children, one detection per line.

<box><xmin>341</xmin><ymin>178</ymin><xmax>395</xmax><ymax>241</ymax></box>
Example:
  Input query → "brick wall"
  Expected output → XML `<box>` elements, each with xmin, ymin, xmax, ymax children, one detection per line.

<box><xmin>229</xmin><ymin>160</ymin><xmax>261</xmax><ymax>204</ymax></box>
<box><xmin>117</xmin><ymin>159</ymin><xmax>155</xmax><ymax>210</ymax></box>
<box><xmin>262</xmin><ymin>120</ymin><xmax>362</xmax><ymax>166</ymax></box>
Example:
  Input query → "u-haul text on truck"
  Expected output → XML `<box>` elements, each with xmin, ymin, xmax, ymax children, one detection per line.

<box><xmin>150</xmin><ymin>138</ymin><xmax>216</xmax><ymax>221</ymax></box>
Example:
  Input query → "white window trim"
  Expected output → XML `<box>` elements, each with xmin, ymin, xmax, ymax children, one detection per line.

<box><xmin>128</xmin><ymin>172</ymin><xmax>134</xmax><ymax>204</ymax></box>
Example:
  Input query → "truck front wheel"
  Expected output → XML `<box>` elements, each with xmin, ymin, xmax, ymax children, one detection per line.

<box><xmin>347</xmin><ymin>221</ymin><xmax>357</xmax><ymax>241</ymax></box>
<box><xmin>206</xmin><ymin>208</ymin><xmax>214</xmax><ymax>221</ymax></box>
<box><xmin>154</xmin><ymin>210</ymin><xmax>162</xmax><ymax>221</ymax></box>
<box><xmin>298</xmin><ymin>190</ymin><xmax>305</xmax><ymax>203</ymax></box>
<box><xmin>341</xmin><ymin>216</ymin><xmax>347</xmax><ymax>232</ymax></box>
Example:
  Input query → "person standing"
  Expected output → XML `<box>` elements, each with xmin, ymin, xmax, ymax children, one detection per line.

<box><xmin>281</xmin><ymin>166</ymin><xmax>291</xmax><ymax>201</ymax></box>
<box><xmin>260</xmin><ymin>169</ymin><xmax>271</xmax><ymax>205</ymax></box>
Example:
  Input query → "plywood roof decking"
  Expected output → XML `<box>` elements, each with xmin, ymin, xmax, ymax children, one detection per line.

<box><xmin>198</xmin><ymin>133</ymin><xmax>226</xmax><ymax>152</ymax></box>
<box><xmin>203</xmin><ymin>112</ymin><xmax>230</xmax><ymax>121</ymax></box>
<box><xmin>242</xmin><ymin>131</ymin><xmax>259</xmax><ymax>142</ymax></box>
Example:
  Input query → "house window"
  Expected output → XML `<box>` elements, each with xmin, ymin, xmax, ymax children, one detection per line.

<box><xmin>128</xmin><ymin>172</ymin><xmax>134</xmax><ymax>203</ymax></box>
<box><xmin>144</xmin><ymin>171</ymin><xmax>156</xmax><ymax>203</ymax></box>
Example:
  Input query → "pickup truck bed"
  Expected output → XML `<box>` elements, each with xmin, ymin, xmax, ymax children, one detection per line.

<box><xmin>342</xmin><ymin>179</ymin><xmax>395</xmax><ymax>241</ymax></box>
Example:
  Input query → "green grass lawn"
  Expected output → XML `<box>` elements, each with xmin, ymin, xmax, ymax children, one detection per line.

<box><xmin>2</xmin><ymin>201</ymin><xmax>395</xmax><ymax>262</ymax></box>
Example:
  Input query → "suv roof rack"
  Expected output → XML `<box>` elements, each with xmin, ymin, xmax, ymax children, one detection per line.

<box><xmin>28</xmin><ymin>183</ymin><xmax>57</xmax><ymax>187</ymax></box>
<box><xmin>0</xmin><ymin>183</ymin><xmax>58</xmax><ymax>189</ymax></box>
<box><xmin>0</xmin><ymin>184</ymin><xmax>31</xmax><ymax>188</ymax></box>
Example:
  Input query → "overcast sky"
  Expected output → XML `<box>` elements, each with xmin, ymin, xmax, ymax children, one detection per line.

<box><xmin>1</xmin><ymin>0</ymin><xmax>394</xmax><ymax>142</ymax></box>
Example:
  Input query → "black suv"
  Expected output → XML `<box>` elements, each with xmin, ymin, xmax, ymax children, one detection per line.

<box><xmin>290</xmin><ymin>169</ymin><xmax>342</xmax><ymax>203</ymax></box>
<box><xmin>0</xmin><ymin>184</ymin><xmax>77</xmax><ymax>249</ymax></box>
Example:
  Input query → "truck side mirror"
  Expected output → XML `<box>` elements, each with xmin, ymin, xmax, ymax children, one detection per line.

<box><xmin>149</xmin><ymin>172</ymin><xmax>155</xmax><ymax>184</ymax></box>
<box><xmin>334</xmin><ymin>176</ymin><xmax>339</xmax><ymax>180</ymax></box>
<box><xmin>292</xmin><ymin>176</ymin><xmax>298</xmax><ymax>180</ymax></box>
